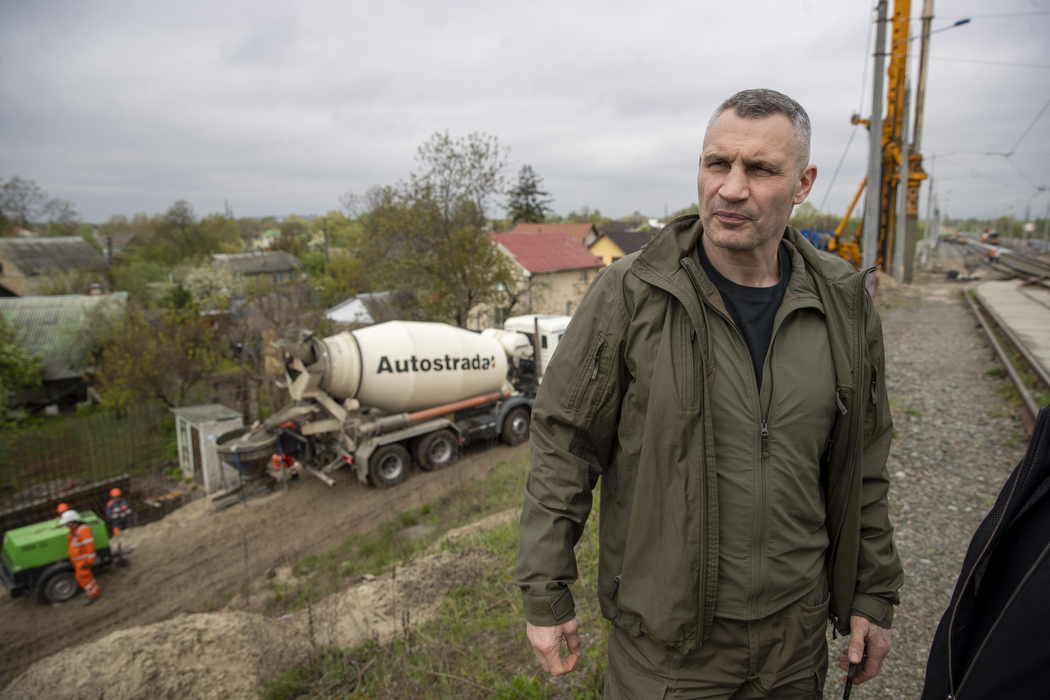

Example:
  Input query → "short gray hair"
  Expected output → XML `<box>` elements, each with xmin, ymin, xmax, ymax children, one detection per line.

<box><xmin>706</xmin><ymin>88</ymin><xmax>812</xmax><ymax>178</ymax></box>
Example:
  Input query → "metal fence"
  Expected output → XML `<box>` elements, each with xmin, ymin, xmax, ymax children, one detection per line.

<box><xmin>0</xmin><ymin>404</ymin><xmax>177</xmax><ymax>514</ymax></box>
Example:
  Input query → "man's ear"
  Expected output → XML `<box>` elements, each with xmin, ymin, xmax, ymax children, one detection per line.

<box><xmin>793</xmin><ymin>164</ymin><xmax>818</xmax><ymax>205</ymax></box>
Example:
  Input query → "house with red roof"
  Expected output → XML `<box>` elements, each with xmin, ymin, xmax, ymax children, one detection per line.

<box><xmin>488</xmin><ymin>231</ymin><xmax>604</xmax><ymax>319</ymax></box>
<box><xmin>509</xmin><ymin>222</ymin><xmax>600</xmax><ymax>247</ymax></box>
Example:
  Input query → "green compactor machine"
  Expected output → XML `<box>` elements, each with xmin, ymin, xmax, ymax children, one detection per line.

<box><xmin>1</xmin><ymin>511</ymin><xmax>116</xmax><ymax>604</ymax></box>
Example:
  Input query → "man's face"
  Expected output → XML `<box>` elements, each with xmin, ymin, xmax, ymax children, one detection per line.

<box><xmin>698</xmin><ymin>110</ymin><xmax>816</xmax><ymax>254</ymax></box>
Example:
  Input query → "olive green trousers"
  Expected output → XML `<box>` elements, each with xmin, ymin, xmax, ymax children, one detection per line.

<box><xmin>604</xmin><ymin>577</ymin><xmax>830</xmax><ymax>699</ymax></box>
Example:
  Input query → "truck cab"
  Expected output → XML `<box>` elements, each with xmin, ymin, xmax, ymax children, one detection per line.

<box><xmin>501</xmin><ymin>315</ymin><xmax>572</xmax><ymax>376</ymax></box>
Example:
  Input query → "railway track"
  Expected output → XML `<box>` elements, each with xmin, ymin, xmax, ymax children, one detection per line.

<box><xmin>963</xmin><ymin>239</ymin><xmax>1050</xmax><ymax>285</ymax></box>
<box><xmin>936</xmin><ymin>240</ymin><xmax>1050</xmax><ymax>433</ymax></box>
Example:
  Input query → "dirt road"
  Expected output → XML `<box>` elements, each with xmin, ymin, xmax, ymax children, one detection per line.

<box><xmin>0</xmin><ymin>441</ymin><xmax>529</xmax><ymax>683</ymax></box>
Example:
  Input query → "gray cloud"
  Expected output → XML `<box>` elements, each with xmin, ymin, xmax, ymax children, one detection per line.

<box><xmin>0</xmin><ymin>0</ymin><xmax>1047</xmax><ymax>223</ymax></box>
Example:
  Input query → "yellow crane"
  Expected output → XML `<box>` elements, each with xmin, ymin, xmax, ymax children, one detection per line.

<box><xmin>829</xmin><ymin>0</ymin><xmax>942</xmax><ymax>275</ymax></box>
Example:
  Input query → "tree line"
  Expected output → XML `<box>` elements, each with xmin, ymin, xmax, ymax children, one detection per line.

<box><xmin>4</xmin><ymin>131</ymin><xmax>872</xmax><ymax>425</ymax></box>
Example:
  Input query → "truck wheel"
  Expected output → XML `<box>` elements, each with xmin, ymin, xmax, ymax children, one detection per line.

<box><xmin>501</xmin><ymin>406</ymin><xmax>531</xmax><ymax>446</ymax></box>
<box><xmin>43</xmin><ymin>571</ymin><xmax>78</xmax><ymax>603</ymax></box>
<box><xmin>417</xmin><ymin>430</ymin><xmax>458</xmax><ymax>471</ymax></box>
<box><xmin>369</xmin><ymin>444</ymin><xmax>410</xmax><ymax>487</ymax></box>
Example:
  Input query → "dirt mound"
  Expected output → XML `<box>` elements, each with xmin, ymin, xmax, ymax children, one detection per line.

<box><xmin>0</xmin><ymin>441</ymin><xmax>528</xmax><ymax>683</ymax></box>
<box><xmin>112</xmin><ymin>494</ymin><xmax>217</xmax><ymax>550</ymax></box>
<box><xmin>432</xmin><ymin>507</ymin><xmax>518</xmax><ymax>550</ymax></box>
<box><xmin>306</xmin><ymin>549</ymin><xmax>498</xmax><ymax>648</ymax></box>
<box><xmin>2</xmin><ymin>549</ymin><xmax>499</xmax><ymax>700</ymax></box>
<box><xmin>0</xmin><ymin>611</ymin><xmax>308</xmax><ymax>700</ymax></box>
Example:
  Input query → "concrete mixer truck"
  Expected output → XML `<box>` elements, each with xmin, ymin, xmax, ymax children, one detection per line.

<box><xmin>216</xmin><ymin>315</ymin><xmax>570</xmax><ymax>488</ymax></box>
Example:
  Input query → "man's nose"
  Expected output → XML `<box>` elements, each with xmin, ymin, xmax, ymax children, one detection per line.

<box><xmin>718</xmin><ymin>166</ymin><xmax>749</xmax><ymax>202</ymax></box>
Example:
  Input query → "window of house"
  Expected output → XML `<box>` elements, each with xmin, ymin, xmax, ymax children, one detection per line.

<box><xmin>566</xmin><ymin>301</ymin><xmax>573</xmax><ymax>315</ymax></box>
<box><xmin>611</xmin><ymin>256</ymin><xmax>621</xmax><ymax>263</ymax></box>
<box><xmin>580</xmin><ymin>270</ymin><xmax>588</xmax><ymax>284</ymax></box>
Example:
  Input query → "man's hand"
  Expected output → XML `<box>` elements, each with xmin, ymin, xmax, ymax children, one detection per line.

<box><xmin>527</xmin><ymin>619</ymin><xmax>582</xmax><ymax>676</ymax></box>
<box><xmin>837</xmin><ymin>615</ymin><xmax>892</xmax><ymax>686</ymax></box>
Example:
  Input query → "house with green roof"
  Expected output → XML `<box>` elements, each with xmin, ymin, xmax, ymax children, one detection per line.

<box><xmin>0</xmin><ymin>292</ymin><xmax>127</xmax><ymax>413</ymax></box>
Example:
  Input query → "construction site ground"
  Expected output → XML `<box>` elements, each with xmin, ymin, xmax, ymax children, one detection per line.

<box><xmin>0</xmin><ymin>440</ymin><xmax>530</xmax><ymax>688</ymax></box>
<box><xmin>2</xmin><ymin>249</ymin><xmax>1042</xmax><ymax>699</ymax></box>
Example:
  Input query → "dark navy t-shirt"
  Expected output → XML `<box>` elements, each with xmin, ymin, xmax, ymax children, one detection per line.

<box><xmin>698</xmin><ymin>242</ymin><xmax>791</xmax><ymax>392</ymax></box>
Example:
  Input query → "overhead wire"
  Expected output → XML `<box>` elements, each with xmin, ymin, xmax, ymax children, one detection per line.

<box><xmin>817</xmin><ymin>0</ymin><xmax>877</xmax><ymax>213</ymax></box>
<box><xmin>1009</xmin><ymin>95</ymin><xmax>1050</xmax><ymax>152</ymax></box>
<box><xmin>929</xmin><ymin>57</ymin><xmax>1050</xmax><ymax>69</ymax></box>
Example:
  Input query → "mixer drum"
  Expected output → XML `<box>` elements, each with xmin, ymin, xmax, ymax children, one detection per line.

<box><xmin>311</xmin><ymin>321</ymin><xmax>506</xmax><ymax>413</ymax></box>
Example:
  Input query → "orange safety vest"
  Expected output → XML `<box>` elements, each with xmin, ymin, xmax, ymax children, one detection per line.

<box><xmin>67</xmin><ymin>523</ymin><xmax>97</xmax><ymax>566</ymax></box>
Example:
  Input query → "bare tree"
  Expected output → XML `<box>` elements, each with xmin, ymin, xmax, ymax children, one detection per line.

<box><xmin>0</xmin><ymin>177</ymin><xmax>52</xmax><ymax>229</ymax></box>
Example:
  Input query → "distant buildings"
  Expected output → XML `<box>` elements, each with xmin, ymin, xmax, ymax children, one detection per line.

<box><xmin>0</xmin><ymin>292</ymin><xmax>128</xmax><ymax>413</ymax></box>
<box><xmin>0</xmin><ymin>237</ymin><xmax>108</xmax><ymax>297</ymax></box>
<box><xmin>590</xmin><ymin>222</ymin><xmax>654</xmax><ymax>266</ymax></box>
<box><xmin>509</xmin><ymin>222</ymin><xmax>600</xmax><ymax>247</ymax></box>
<box><xmin>488</xmin><ymin>231</ymin><xmax>604</xmax><ymax>319</ymax></box>
<box><xmin>213</xmin><ymin>251</ymin><xmax>302</xmax><ymax>285</ymax></box>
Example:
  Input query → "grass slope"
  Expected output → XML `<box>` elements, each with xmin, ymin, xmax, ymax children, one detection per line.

<box><xmin>259</xmin><ymin>449</ymin><xmax>608</xmax><ymax>700</ymax></box>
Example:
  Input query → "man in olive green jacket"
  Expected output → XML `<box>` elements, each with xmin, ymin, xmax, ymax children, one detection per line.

<box><xmin>515</xmin><ymin>89</ymin><xmax>902</xmax><ymax>698</ymax></box>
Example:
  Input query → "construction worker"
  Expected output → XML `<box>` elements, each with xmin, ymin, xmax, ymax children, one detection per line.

<box><xmin>105</xmin><ymin>488</ymin><xmax>132</xmax><ymax>534</ymax></box>
<box><xmin>273</xmin><ymin>420</ymin><xmax>303</xmax><ymax>480</ymax></box>
<box><xmin>271</xmin><ymin>452</ymin><xmax>299</xmax><ymax>480</ymax></box>
<box><xmin>61</xmin><ymin>510</ymin><xmax>100</xmax><ymax>605</ymax></box>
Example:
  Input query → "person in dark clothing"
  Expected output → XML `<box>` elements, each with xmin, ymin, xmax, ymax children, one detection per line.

<box><xmin>105</xmin><ymin>488</ymin><xmax>132</xmax><ymax>534</ymax></box>
<box><xmin>922</xmin><ymin>406</ymin><xmax>1050</xmax><ymax>699</ymax></box>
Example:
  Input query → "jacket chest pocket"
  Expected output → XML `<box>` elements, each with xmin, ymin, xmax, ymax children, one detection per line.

<box><xmin>669</xmin><ymin>308</ymin><xmax>701</xmax><ymax>412</ymax></box>
<box><xmin>568</xmin><ymin>332</ymin><xmax>609</xmax><ymax>413</ymax></box>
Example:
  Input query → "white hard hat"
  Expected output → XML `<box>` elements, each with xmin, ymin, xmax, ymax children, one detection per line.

<box><xmin>60</xmin><ymin>510</ymin><xmax>79</xmax><ymax>525</ymax></box>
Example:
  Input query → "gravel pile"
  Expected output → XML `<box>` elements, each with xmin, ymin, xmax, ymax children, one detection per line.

<box><xmin>828</xmin><ymin>279</ymin><xmax>1029</xmax><ymax>699</ymax></box>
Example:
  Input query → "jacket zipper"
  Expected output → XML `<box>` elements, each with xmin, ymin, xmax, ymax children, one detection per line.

<box><xmin>590</xmin><ymin>339</ymin><xmax>606</xmax><ymax>380</ymax></box>
<box><xmin>954</xmin><ymin>541</ymin><xmax>1050</xmax><ymax>698</ymax></box>
<box><xmin>946</xmin><ymin>410</ymin><xmax>1050</xmax><ymax>696</ymax></box>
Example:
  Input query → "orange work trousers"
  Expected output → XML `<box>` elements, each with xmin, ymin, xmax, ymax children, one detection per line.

<box><xmin>75</xmin><ymin>562</ymin><xmax>99</xmax><ymax>598</ymax></box>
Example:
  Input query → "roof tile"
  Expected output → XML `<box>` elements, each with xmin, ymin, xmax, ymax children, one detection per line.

<box><xmin>0</xmin><ymin>237</ymin><xmax>108</xmax><ymax>276</ymax></box>
<box><xmin>0</xmin><ymin>293</ymin><xmax>128</xmax><ymax>380</ymax></box>
<box><xmin>490</xmin><ymin>232</ymin><xmax>604</xmax><ymax>274</ymax></box>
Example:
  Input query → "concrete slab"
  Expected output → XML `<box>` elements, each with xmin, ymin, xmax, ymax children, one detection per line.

<box><xmin>975</xmin><ymin>280</ymin><xmax>1050</xmax><ymax>376</ymax></box>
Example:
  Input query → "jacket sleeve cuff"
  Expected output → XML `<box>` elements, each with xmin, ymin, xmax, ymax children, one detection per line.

<box><xmin>522</xmin><ymin>588</ymin><xmax>576</xmax><ymax>626</ymax></box>
<box><xmin>851</xmin><ymin>592</ymin><xmax>895</xmax><ymax>629</ymax></box>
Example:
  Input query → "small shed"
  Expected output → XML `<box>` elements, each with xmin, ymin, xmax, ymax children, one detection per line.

<box><xmin>171</xmin><ymin>405</ymin><xmax>244</xmax><ymax>494</ymax></box>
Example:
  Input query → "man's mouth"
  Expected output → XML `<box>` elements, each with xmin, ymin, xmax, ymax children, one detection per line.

<box><xmin>715</xmin><ymin>211</ymin><xmax>751</xmax><ymax>224</ymax></box>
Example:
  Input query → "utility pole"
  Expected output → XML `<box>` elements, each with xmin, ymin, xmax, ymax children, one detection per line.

<box><xmin>921</xmin><ymin>152</ymin><xmax>936</xmax><ymax>266</ymax></box>
<box><xmin>894</xmin><ymin>81</ymin><xmax>911</xmax><ymax>283</ymax></box>
<box><xmin>912</xmin><ymin>0</ymin><xmax>934</xmax><ymax>155</ymax></box>
<box><xmin>863</xmin><ymin>0</ymin><xmax>890</xmax><ymax>274</ymax></box>
<box><xmin>904</xmin><ymin>0</ymin><xmax>935</xmax><ymax>284</ymax></box>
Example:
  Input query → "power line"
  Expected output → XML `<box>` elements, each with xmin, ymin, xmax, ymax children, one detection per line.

<box><xmin>897</xmin><ymin>12</ymin><xmax>1050</xmax><ymax>19</ymax></box>
<box><xmin>819</xmin><ymin>126</ymin><xmax>859</xmax><ymax>213</ymax></box>
<box><xmin>818</xmin><ymin>0</ymin><xmax>877</xmax><ymax>214</ymax></box>
<box><xmin>929</xmin><ymin>57</ymin><xmax>1050</xmax><ymax>69</ymax></box>
<box><xmin>858</xmin><ymin>0</ymin><xmax>878</xmax><ymax>115</ymax></box>
<box><xmin>1010</xmin><ymin>95</ymin><xmax>1050</xmax><ymax>152</ymax></box>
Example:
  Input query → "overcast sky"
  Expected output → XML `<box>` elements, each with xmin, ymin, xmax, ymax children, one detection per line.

<box><xmin>1</xmin><ymin>0</ymin><xmax>1048</xmax><ymax>224</ymax></box>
